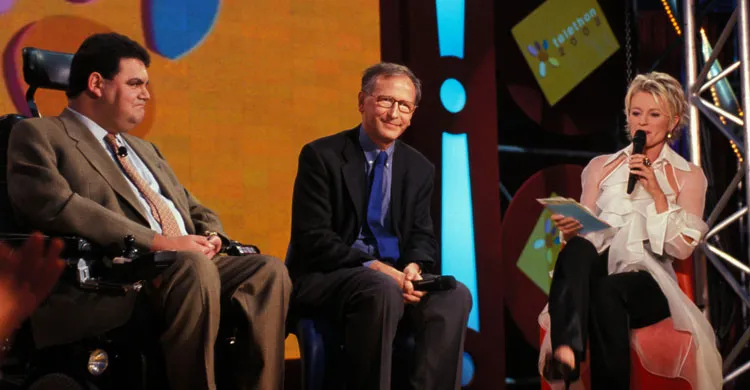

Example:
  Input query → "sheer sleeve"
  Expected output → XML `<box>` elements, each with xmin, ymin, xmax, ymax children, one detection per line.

<box><xmin>645</xmin><ymin>163</ymin><xmax>708</xmax><ymax>258</ymax></box>
<box><xmin>578</xmin><ymin>155</ymin><xmax>617</xmax><ymax>251</ymax></box>
<box><xmin>580</xmin><ymin>155</ymin><xmax>607</xmax><ymax>213</ymax></box>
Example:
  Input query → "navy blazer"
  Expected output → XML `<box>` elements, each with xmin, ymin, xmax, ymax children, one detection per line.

<box><xmin>287</xmin><ymin>126</ymin><xmax>437</xmax><ymax>280</ymax></box>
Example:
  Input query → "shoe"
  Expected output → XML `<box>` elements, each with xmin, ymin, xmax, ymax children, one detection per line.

<box><xmin>542</xmin><ymin>354</ymin><xmax>580</xmax><ymax>384</ymax></box>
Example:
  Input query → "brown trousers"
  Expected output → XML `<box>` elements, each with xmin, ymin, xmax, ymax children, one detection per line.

<box><xmin>156</xmin><ymin>252</ymin><xmax>291</xmax><ymax>390</ymax></box>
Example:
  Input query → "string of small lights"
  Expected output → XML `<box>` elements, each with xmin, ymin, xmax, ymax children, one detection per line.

<box><xmin>661</xmin><ymin>0</ymin><xmax>682</xmax><ymax>35</ymax></box>
<box><xmin>713</xmin><ymin>80</ymin><xmax>745</xmax><ymax>162</ymax></box>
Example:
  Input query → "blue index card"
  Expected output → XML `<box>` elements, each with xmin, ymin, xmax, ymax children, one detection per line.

<box><xmin>537</xmin><ymin>197</ymin><xmax>611</xmax><ymax>234</ymax></box>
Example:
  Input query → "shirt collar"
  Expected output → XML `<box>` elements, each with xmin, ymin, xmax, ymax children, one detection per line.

<box><xmin>65</xmin><ymin>107</ymin><xmax>123</xmax><ymax>146</ymax></box>
<box><xmin>358</xmin><ymin>125</ymin><xmax>394</xmax><ymax>164</ymax></box>
<box><xmin>603</xmin><ymin>143</ymin><xmax>691</xmax><ymax>171</ymax></box>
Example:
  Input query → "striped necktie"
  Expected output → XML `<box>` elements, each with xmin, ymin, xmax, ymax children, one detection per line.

<box><xmin>105</xmin><ymin>134</ymin><xmax>182</xmax><ymax>236</ymax></box>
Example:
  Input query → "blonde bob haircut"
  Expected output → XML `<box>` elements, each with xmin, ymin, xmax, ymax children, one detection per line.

<box><xmin>624</xmin><ymin>71</ymin><xmax>688</xmax><ymax>142</ymax></box>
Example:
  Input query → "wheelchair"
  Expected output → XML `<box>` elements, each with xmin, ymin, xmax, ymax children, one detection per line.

<box><xmin>0</xmin><ymin>48</ymin><xmax>255</xmax><ymax>390</ymax></box>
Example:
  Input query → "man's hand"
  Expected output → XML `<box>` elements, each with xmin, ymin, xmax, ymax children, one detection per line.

<box><xmin>205</xmin><ymin>235</ymin><xmax>222</xmax><ymax>258</ymax></box>
<box><xmin>151</xmin><ymin>234</ymin><xmax>216</xmax><ymax>256</ymax></box>
<box><xmin>0</xmin><ymin>233</ymin><xmax>65</xmax><ymax>343</ymax></box>
<box><xmin>402</xmin><ymin>262</ymin><xmax>426</xmax><ymax>303</ymax></box>
<box><xmin>367</xmin><ymin>260</ymin><xmax>426</xmax><ymax>304</ymax></box>
<box><xmin>367</xmin><ymin>259</ymin><xmax>403</xmax><ymax>283</ymax></box>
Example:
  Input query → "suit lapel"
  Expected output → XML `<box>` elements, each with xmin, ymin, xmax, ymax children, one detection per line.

<box><xmin>59</xmin><ymin>110</ymin><xmax>151</xmax><ymax>224</ymax></box>
<box><xmin>391</xmin><ymin>141</ymin><xmax>405</xmax><ymax>237</ymax></box>
<box><xmin>341</xmin><ymin>129</ymin><xmax>366</xmax><ymax>225</ymax></box>
<box><xmin>123</xmin><ymin>135</ymin><xmax>194</xmax><ymax>233</ymax></box>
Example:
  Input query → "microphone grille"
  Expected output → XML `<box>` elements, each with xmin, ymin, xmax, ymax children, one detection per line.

<box><xmin>439</xmin><ymin>275</ymin><xmax>457</xmax><ymax>289</ymax></box>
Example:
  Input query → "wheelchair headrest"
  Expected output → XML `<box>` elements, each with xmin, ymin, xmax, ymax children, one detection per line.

<box><xmin>0</xmin><ymin>114</ymin><xmax>27</xmax><ymax>133</ymax></box>
<box><xmin>22</xmin><ymin>47</ymin><xmax>73</xmax><ymax>91</ymax></box>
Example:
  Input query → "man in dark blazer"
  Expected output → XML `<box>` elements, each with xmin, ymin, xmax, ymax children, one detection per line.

<box><xmin>7</xmin><ymin>33</ymin><xmax>290</xmax><ymax>390</ymax></box>
<box><xmin>287</xmin><ymin>63</ymin><xmax>472</xmax><ymax>390</ymax></box>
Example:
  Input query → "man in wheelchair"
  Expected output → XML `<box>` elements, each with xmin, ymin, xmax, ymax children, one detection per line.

<box><xmin>4</xmin><ymin>32</ymin><xmax>291</xmax><ymax>389</ymax></box>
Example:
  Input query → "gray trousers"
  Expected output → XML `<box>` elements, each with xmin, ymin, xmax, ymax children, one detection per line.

<box><xmin>292</xmin><ymin>267</ymin><xmax>472</xmax><ymax>390</ymax></box>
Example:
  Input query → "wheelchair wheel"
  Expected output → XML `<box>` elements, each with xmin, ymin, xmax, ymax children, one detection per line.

<box><xmin>26</xmin><ymin>373</ymin><xmax>95</xmax><ymax>390</ymax></box>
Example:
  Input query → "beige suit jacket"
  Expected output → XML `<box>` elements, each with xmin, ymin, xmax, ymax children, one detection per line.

<box><xmin>8</xmin><ymin>109</ymin><xmax>226</xmax><ymax>251</ymax></box>
<box><xmin>7</xmin><ymin>109</ymin><xmax>226</xmax><ymax>346</ymax></box>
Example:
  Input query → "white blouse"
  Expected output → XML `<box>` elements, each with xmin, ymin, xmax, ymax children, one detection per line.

<box><xmin>538</xmin><ymin>144</ymin><xmax>722</xmax><ymax>390</ymax></box>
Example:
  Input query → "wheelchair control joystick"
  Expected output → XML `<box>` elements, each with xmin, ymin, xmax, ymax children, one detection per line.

<box><xmin>112</xmin><ymin>235</ymin><xmax>139</xmax><ymax>265</ymax></box>
<box><xmin>122</xmin><ymin>235</ymin><xmax>138</xmax><ymax>259</ymax></box>
<box><xmin>75</xmin><ymin>234</ymin><xmax>152</xmax><ymax>293</ymax></box>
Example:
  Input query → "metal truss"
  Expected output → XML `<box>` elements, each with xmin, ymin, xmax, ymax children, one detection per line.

<box><xmin>684</xmin><ymin>0</ymin><xmax>750</xmax><ymax>383</ymax></box>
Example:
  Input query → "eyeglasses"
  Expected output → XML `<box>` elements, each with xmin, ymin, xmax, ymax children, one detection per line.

<box><xmin>366</xmin><ymin>94</ymin><xmax>417</xmax><ymax>114</ymax></box>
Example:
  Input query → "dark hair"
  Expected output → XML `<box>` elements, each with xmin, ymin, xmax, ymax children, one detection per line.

<box><xmin>361</xmin><ymin>62</ymin><xmax>422</xmax><ymax>105</ymax></box>
<box><xmin>66</xmin><ymin>32</ymin><xmax>151</xmax><ymax>98</ymax></box>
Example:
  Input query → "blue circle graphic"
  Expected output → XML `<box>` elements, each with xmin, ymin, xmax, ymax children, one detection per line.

<box><xmin>440</xmin><ymin>78</ymin><xmax>466</xmax><ymax>113</ymax></box>
<box><xmin>461</xmin><ymin>351</ymin><xmax>475</xmax><ymax>386</ymax></box>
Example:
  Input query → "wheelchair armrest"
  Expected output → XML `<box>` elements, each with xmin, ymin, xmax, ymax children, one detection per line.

<box><xmin>71</xmin><ymin>251</ymin><xmax>178</xmax><ymax>295</ymax></box>
<box><xmin>105</xmin><ymin>250</ymin><xmax>178</xmax><ymax>285</ymax></box>
<box><xmin>0</xmin><ymin>233</ymin><xmax>178</xmax><ymax>294</ymax></box>
<box><xmin>0</xmin><ymin>233</ymin><xmax>100</xmax><ymax>285</ymax></box>
<box><xmin>0</xmin><ymin>233</ymin><xmax>95</xmax><ymax>257</ymax></box>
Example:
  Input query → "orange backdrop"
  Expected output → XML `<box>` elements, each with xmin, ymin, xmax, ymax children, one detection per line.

<box><xmin>0</xmin><ymin>0</ymin><xmax>380</xmax><ymax>358</ymax></box>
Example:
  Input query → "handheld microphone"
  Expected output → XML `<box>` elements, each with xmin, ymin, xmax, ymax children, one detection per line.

<box><xmin>412</xmin><ymin>275</ymin><xmax>457</xmax><ymax>292</ymax></box>
<box><xmin>117</xmin><ymin>146</ymin><xmax>128</xmax><ymax>157</ymax></box>
<box><xmin>627</xmin><ymin>130</ymin><xmax>647</xmax><ymax>195</ymax></box>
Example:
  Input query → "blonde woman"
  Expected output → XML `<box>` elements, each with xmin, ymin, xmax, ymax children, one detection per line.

<box><xmin>539</xmin><ymin>72</ymin><xmax>722</xmax><ymax>389</ymax></box>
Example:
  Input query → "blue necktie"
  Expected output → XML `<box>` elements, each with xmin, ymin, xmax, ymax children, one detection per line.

<box><xmin>367</xmin><ymin>152</ymin><xmax>400</xmax><ymax>260</ymax></box>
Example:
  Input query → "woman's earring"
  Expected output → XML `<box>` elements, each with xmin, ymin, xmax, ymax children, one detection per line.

<box><xmin>667</xmin><ymin>132</ymin><xmax>673</xmax><ymax>140</ymax></box>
